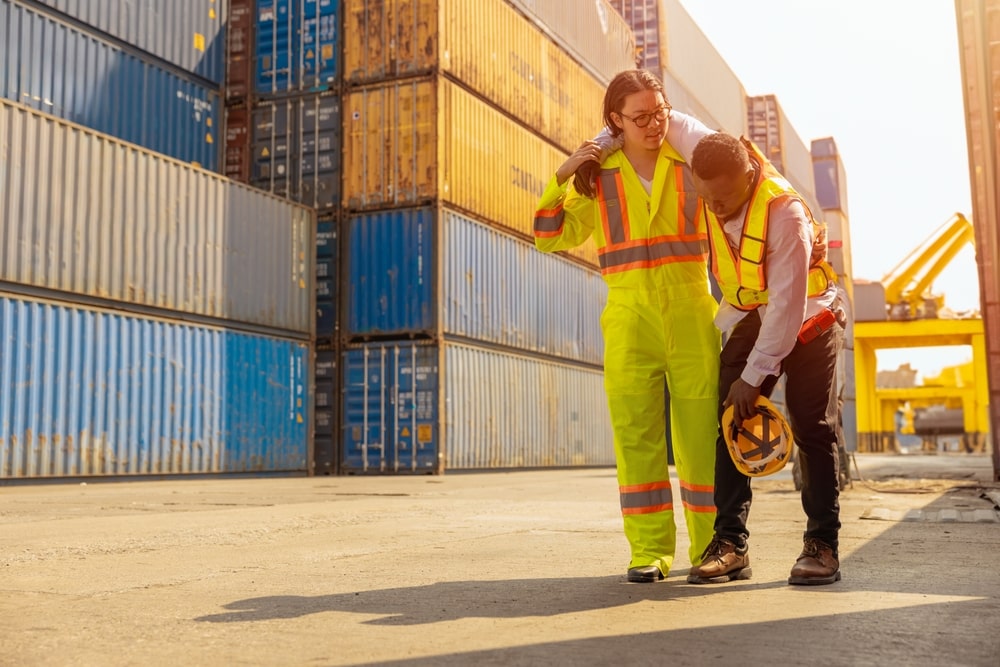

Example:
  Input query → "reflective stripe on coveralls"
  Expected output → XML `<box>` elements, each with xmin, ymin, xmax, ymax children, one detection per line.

<box><xmin>597</xmin><ymin>167</ymin><xmax>709</xmax><ymax>273</ymax></box>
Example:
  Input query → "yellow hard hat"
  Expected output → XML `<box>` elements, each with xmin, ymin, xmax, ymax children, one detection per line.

<box><xmin>722</xmin><ymin>396</ymin><xmax>793</xmax><ymax>478</ymax></box>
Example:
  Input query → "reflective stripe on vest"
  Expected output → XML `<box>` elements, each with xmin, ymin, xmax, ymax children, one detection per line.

<box><xmin>597</xmin><ymin>167</ymin><xmax>708</xmax><ymax>274</ymax></box>
<box><xmin>707</xmin><ymin>178</ymin><xmax>834</xmax><ymax>310</ymax></box>
<box><xmin>619</xmin><ymin>480</ymin><xmax>673</xmax><ymax>515</ymax></box>
<box><xmin>533</xmin><ymin>202</ymin><xmax>565</xmax><ymax>238</ymax></box>
<box><xmin>679</xmin><ymin>481</ymin><xmax>715</xmax><ymax>513</ymax></box>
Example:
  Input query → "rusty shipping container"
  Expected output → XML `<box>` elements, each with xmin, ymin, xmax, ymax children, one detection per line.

<box><xmin>340</xmin><ymin>340</ymin><xmax>613</xmax><ymax>473</ymax></box>
<box><xmin>226</xmin><ymin>0</ymin><xmax>254</xmax><ymax>102</ymax></box>
<box><xmin>507</xmin><ymin>0</ymin><xmax>636</xmax><ymax>86</ymax></box>
<box><xmin>955</xmin><ymin>0</ymin><xmax>1000</xmax><ymax>480</ymax></box>
<box><xmin>0</xmin><ymin>98</ymin><xmax>315</xmax><ymax>336</ymax></box>
<box><xmin>0</xmin><ymin>291</ymin><xmax>312</xmax><ymax>479</ymax></box>
<box><xmin>342</xmin><ymin>76</ymin><xmax>599</xmax><ymax>268</ymax></box>
<box><xmin>224</xmin><ymin>105</ymin><xmax>251</xmax><ymax>182</ymax></box>
<box><xmin>342</xmin><ymin>0</ymin><xmax>607</xmax><ymax>154</ymax></box>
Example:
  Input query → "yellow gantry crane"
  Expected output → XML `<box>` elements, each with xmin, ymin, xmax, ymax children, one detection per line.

<box><xmin>852</xmin><ymin>213</ymin><xmax>989</xmax><ymax>453</ymax></box>
<box><xmin>881</xmin><ymin>214</ymin><xmax>976</xmax><ymax>320</ymax></box>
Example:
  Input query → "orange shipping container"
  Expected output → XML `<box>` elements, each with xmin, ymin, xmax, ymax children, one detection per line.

<box><xmin>342</xmin><ymin>76</ymin><xmax>599</xmax><ymax>267</ymax></box>
<box><xmin>342</xmin><ymin>0</ymin><xmax>608</xmax><ymax>154</ymax></box>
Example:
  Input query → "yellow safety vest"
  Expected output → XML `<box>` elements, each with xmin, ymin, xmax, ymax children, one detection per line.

<box><xmin>705</xmin><ymin>171</ymin><xmax>837</xmax><ymax>311</ymax></box>
<box><xmin>534</xmin><ymin>143</ymin><xmax>708</xmax><ymax>288</ymax></box>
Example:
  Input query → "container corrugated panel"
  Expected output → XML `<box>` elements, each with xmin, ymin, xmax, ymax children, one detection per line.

<box><xmin>342</xmin><ymin>76</ymin><xmax>599</xmax><ymax>268</ymax></box>
<box><xmin>0</xmin><ymin>0</ymin><xmax>221</xmax><ymax>170</ymax></box>
<box><xmin>26</xmin><ymin>0</ymin><xmax>227</xmax><ymax>85</ymax></box>
<box><xmin>0</xmin><ymin>99</ymin><xmax>315</xmax><ymax>335</ymax></box>
<box><xmin>0</xmin><ymin>292</ymin><xmax>311</xmax><ymax>478</ymax></box>
<box><xmin>345</xmin><ymin>206</ymin><xmax>607</xmax><ymax>365</ymax></box>
<box><xmin>609</xmin><ymin>0</ymin><xmax>660</xmax><ymax>71</ymax></box>
<box><xmin>224</xmin><ymin>105</ymin><xmax>251</xmax><ymax>182</ymax></box>
<box><xmin>255</xmin><ymin>0</ymin><xmax>340</xmax><ymax>96</ymax></box>
<box><xmin>316</xmin><ymin>219</ymin><xmax>339</xmax><ymax>339</ymax></box>
<box><xmin>314</xmin><ymin>341</ymin><xmax>339</xmax><ymax>475</ymax></box>
<box><xmin>746</xmin><ymin>94</ymin><xmax>817</xmax><ymax>208</ymax></box>
<box><xmin>252</xmin><ymin>93</ymin><xmax>342</xmax><ymax>210</ymax></box>
<box><xmin>342</xmin><ymin>0</ymin><xmax>606</xmax><ymax>155</ymax></box>
<box><xmin>811</xmin><ymin>138</ymin><xmax>848</xmax><ymax>214</ymax></box>
<box><xmin>956</xmin><ymin>0</ymin><xmax>1000</xmax><ymax>474</ymax></box>
<box><xmin>226</xmin><ymin>0</ymin><xmax>254</xmax><ymax>102</ymax></box>
<box><xmin>340</xmin><ymin>340</ymin><xmax>613</xmax><ymax>473</ymax></box>
<box><xmin>508</xmin><ymin>0</ymin><xmax>636</xmax><ymax>86</ymax></box>
<box><xmin>660</xmin><ymin>0</ymin><xmax>747</xmax><ymax>137</ymax></box>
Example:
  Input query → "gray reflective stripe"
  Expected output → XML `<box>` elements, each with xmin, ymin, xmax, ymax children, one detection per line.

<box><xmin>679</xmin><ymin>165</ymin><xmax>699</xmax><ymax>235</ymax></box>
<box><xmin>620</xmin><ymin>485</ymin><xmax>673</xmax><ymax>510</ymax></box>
<box><xmin>534</xmin><ymin>208</ymin><xmax>565</xmax><ymax>234</ymax></box>
<box><xmin>599</xmin><ymin>169</ymin><xmax>627</xmax><ymax>245</ymax></box>
<box><xmin>680</xmin><ymin>487</ymin><xmax>714</xmax><ymax>510</ymax></box>
<box><xmin>599</xmin><ymin>238</ymin><xmax>708</xmax><ymax>270</ymax></box>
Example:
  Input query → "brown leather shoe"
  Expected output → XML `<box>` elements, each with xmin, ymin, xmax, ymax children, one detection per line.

<box><xmin>788</xmin><ymin>538</ymin><xmax>841</xmax><ymax>585</ymax></box>
<box><xmin>687</xmin><ymin>537</ymin><xmax>751</xmax><ymax>584</ymax></box>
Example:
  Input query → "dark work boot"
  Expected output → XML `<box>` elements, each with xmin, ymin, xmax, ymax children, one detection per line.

<box><xmin>788</xmin><ymin>538</ymin><xmax>841</xmax><ymax>585</ymax></box>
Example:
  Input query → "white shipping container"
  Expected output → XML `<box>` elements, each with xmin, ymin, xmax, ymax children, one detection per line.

<box><xmin>0</xmin><ymin>98</ymin><xmax>314</xmax><ymax>335</ymax></box>
<box><xmin>660</xmin><ymin>0</ymin><xmax>747</xmax><ymax>136</ymax></box>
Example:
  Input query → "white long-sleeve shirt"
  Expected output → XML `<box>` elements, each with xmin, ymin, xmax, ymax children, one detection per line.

<box><xmin>597</xmin><ymin>111</ymin><xmax>840</xmax><ymax>387</ymax></box>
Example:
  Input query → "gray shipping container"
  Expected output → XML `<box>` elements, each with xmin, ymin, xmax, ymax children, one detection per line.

<box><xmin>0</xmin><ymin>98</ymin><xmax>315</xmax><ymax>336</ymax></box>
<box><xmin>27</xmin><ymin>0</ymin><xmax>228</xmax><ymax>85</ymax></box>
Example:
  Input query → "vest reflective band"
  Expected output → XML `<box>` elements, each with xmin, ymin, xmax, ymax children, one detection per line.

<box><xmin>619</xmin><ymin>480</ymin><xmax>673</xmax><ymax>515</ymax></box>
<box><xmin>533</xmin><ymin>202</ymin><xmax>565</xmax><ymax>237</ymax></box>
<box><xmin>679</xmin><ymin>481</ymin><xmax>715</xmax><ymax>513</ymax></box>
<box><xmin>597</xmin><ymin>167</ymin><xmax>708</xmax><ymax>274</ymax></box>
<box><xmin>707</xmin><ymin>177</ymin><xmax>835</xmax><ymax>310</ymax></box>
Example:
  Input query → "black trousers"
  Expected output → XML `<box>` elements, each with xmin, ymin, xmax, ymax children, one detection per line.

<box><xmin>713</xmin><ymin>309</ymin><xmax>843</xmax><ymax>553</ymax></box>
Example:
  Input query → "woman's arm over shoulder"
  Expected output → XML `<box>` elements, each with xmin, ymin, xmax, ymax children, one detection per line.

<box><xmin>667</xmin><ymin>111</ymin><xmax>715</xmax><ymax>162</ymax></box>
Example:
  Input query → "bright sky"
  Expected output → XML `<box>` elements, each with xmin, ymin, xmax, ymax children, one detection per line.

<box><xmin>677</xmin><ymin>0</ymin><xmax>978</xmax><ymax>377</ymax></box>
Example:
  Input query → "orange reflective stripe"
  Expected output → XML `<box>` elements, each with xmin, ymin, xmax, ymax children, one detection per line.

<box><xmin>620</xmin><ymin>481</ymin><xmax>673</xmax><ymax>515</ymax></box>
<box><xmin>533</xmin><ymin>203</ymin><xmax>565</xmax><ymax>238</ymax></box>
<box><xmin>599</xmin><ymin>237</ymin><xmax>709</xmax><ymax>273</ymax></box>
<box><xmin>679</xmin><ymin>481</ymin><xmax>715</xmax><ymax>513</ymax></box>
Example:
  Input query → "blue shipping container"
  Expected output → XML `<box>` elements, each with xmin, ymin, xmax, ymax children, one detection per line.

<box><xmin>0</xmin><ymin>293</ymin><xmax>310</xmax><ymax>478</ymax></box>
<box><xmin>0</xmin><ymin>0</ymin><xmax>221</xmax><ymax>170</ymax></box>
<box><xmin>346</xmin><ymin>207</ymin><xmax>607</xmax><ymax>366</ymax></box>
<box><xmin>256</xmin><ymin>0</ymin><xmax>340</xmax><ymax>95</ymax></box>
<box><xmin>341</xmin><ymin>341</ymin><xmax>613</xmax><ymax>474</ymax></box>
<box><xmin>27</xmin><ymin>0</ymin><xmax>227</xmax><ymax>85</ymax></box>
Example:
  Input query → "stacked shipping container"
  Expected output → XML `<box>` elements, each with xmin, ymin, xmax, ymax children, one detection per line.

<box><xmin>221</xmin><ymin>0</ymin><xmax>344</xmax><ymax>474</ymax></box>
<box><xmin>0</xmin><ymin>95</ymin><xmax>315</xmax><ymax>477</ymax></box>
<box><xmin>0</xmin><ymin>0</ymin><xmax>225</xmax><ymax>170</ymax></box>
<box><xmin>337</xmin><ymin>0</ymin><xmax>630</xmax><ymax>472</ymax></box>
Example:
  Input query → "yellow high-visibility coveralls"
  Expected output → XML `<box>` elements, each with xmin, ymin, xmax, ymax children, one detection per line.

<box><xmin>534</xmin><ymin>142</ymin><xmax>720</xmax><ymax>575</ymax></box>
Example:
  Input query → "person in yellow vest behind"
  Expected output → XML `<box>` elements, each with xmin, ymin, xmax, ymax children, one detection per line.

<box><xmin>686</xmin><ymin>132</ymin><xmax>846</xmax><ymax>586</ymax></box>
<box><xmin>533</xmin><ymin>69</ymin><xmax>720</xmax><ymax>583</ymax></box>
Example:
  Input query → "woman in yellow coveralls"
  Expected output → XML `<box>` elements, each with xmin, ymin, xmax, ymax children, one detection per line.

<box><xmin>533</xmin><ymin>70</ymin><xmax>720</xmax><ymax>582</ymax></box>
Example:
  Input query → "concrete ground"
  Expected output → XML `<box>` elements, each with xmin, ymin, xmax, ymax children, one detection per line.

<box><xmin>1</xmin><ymin>453</ymin><xmax>998</xmax><ymax>667</ymax></box>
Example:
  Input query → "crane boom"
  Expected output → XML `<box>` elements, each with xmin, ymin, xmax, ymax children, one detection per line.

<box><xmin>880</xmin><ymin>213</ymin><xmax>974</xmax><ymax>319</ymax></box>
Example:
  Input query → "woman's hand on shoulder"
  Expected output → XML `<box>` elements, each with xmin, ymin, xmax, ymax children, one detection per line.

<box><xmin>556</xmin><ymin>141</ymin><xmax>602</xmax><ymax>186</ymax></box>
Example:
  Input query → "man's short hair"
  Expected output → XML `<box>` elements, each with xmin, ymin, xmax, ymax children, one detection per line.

<box><xmin>691</xmin><ymin>132</ymin><xmax>751</xmax><ymax>180</ymax></box>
